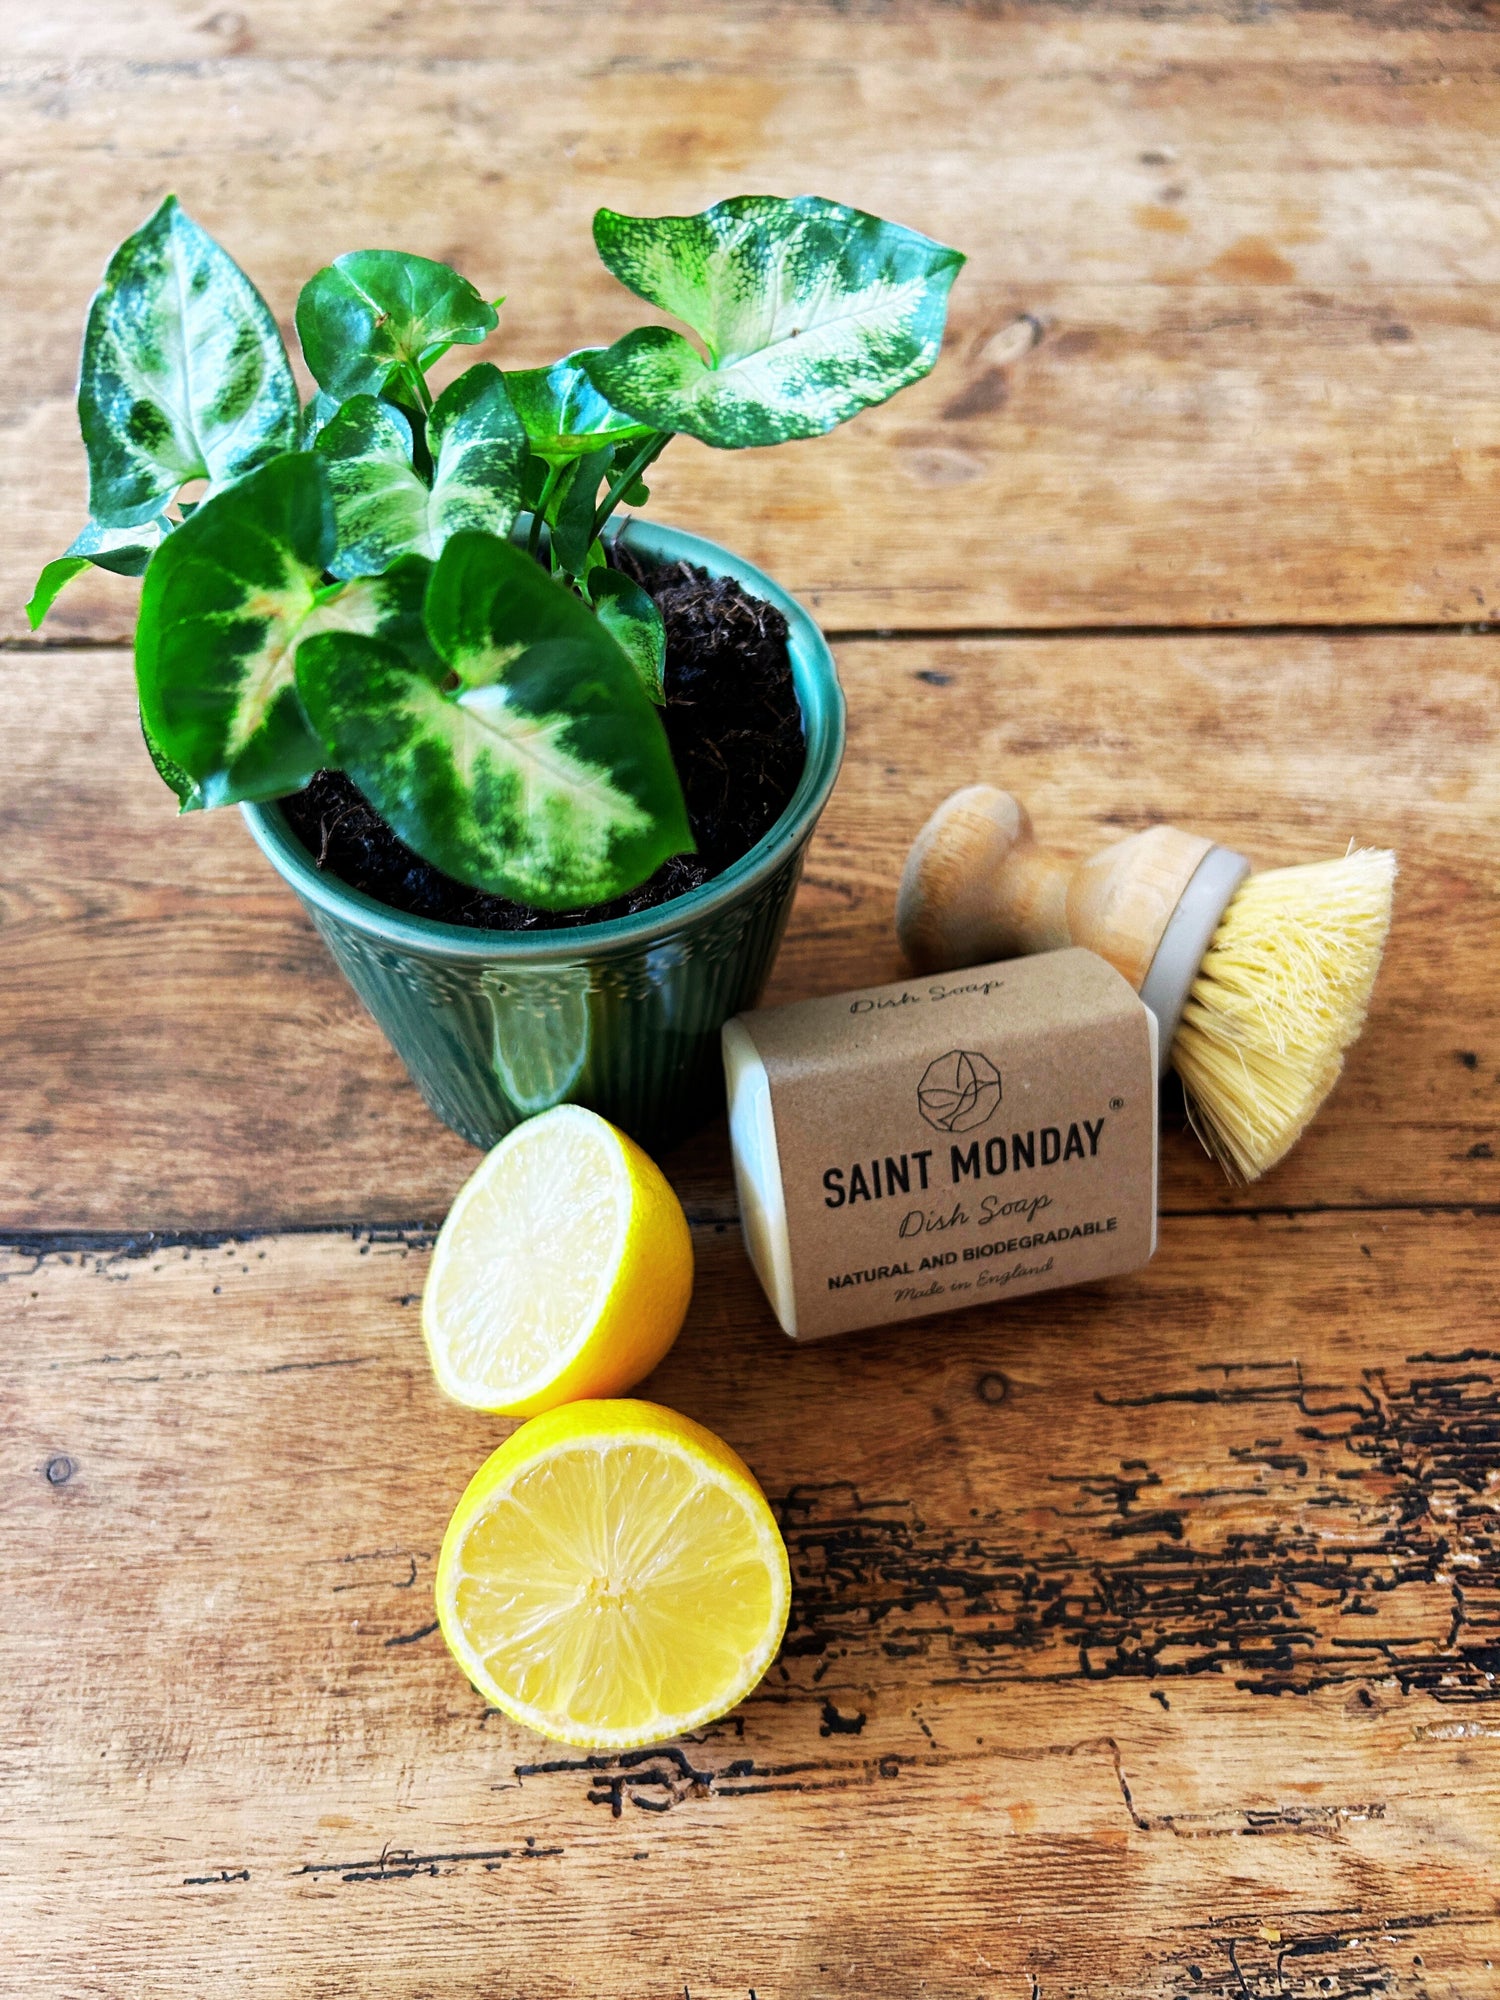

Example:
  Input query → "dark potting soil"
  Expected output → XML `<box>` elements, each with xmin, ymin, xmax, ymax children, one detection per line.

<box><xmin>280</xmin><ymin>552</ymin><xmax>806</xmax><ymax>931</ymax></box>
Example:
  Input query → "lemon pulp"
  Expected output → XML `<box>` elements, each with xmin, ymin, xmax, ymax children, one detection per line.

<box><xmin>436</xmin><ymin>1401</ymin><xmax>791</xmax><ymax>1748</ymax></box>
<box><xmin>422</xmin><ymin>1105</ymin><xmax>693</xmax><ymax>1416</ymax></box>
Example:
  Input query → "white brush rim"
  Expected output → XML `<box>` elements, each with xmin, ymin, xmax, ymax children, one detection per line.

<box><xmin>1140</xmin><ymin>845</ymin><xmax>1251</xmax><ymax>1074</ymax></box>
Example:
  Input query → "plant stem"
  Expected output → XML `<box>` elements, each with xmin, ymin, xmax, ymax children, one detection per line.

<box><xmin>590</xmin><ymin>431</ymin><xmax>673</xmax><ymax>543</ymax></box>
<box><xmin>390</xmin><ymin>393</ymin><xmax>434</xmax><ymax>481</ymax></box>
<box><xmin>404</xmin><ymin>362</ymin><xmax>434</xmax><ymax>418</ymax></box>
<box><xmin>528</xmin><ymin>463</ymin><xmax>565</xmax><ymax>561</ymax></box>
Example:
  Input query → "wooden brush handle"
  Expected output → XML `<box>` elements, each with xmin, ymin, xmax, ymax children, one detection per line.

<box><xmin>897</xmin><ymin>784</ymin><xmax>1214</xmax><ymax>987</ymax></box>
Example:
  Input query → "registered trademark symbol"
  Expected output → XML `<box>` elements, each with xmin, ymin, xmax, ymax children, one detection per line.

<box><xmin>1110</xmin><ymin>1096</ymin><xmax>1125</xmax><ymax>1110</ymax></box>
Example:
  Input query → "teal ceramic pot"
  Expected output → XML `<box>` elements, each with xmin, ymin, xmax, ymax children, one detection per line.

<box><xmin>241</xmin><ymin>521</ymin><xmax>845</xmax><ymax>1154</ymax></box>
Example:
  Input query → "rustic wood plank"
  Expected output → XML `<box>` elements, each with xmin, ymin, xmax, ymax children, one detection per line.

<box><xmin>8</xmin><ymin>10</ymin><xmax>1500</xmax><ymax>635</ymax></box>
<box><xmin>2</xmin><ymin>633</ymin><xmax>1492</xmax><ymax>1229</ymax></box>
<box><xmin>11</xmin><ymin>7</ymin><xmax>1496</xmax><ymax>1992</ymax></box>
<box><xmin>14</xmin><ymin>0</ymin><xmax>1497</xmax><ymax>61</ymax></box>
<box><xmin>5</xmin><ymin>1214</ymin><xmax>1498</xmax><ymax>1996</ymax></box>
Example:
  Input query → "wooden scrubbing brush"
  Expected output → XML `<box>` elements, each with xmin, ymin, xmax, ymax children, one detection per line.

<box><xmin>897</xmin><ymin>786</ymin><xmax>1396</xmax><ymax>1181</ymax></box>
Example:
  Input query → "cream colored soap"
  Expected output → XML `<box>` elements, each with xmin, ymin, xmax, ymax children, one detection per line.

<box><xmin>723</xmin><ymin>948</ymin><xmax>1158</xmax><ymax>1341</ymax></box>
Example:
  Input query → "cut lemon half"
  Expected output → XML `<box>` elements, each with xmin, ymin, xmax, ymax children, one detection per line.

<box><xmin>422</xmin><ymin>1105</ymin><xmax>693</xmax><ymax>1416</ymax></box>
<box><xmin>436</xmin><ymin>1399</ymin><xmax>792</xmax><ymax>1748</ymax></box>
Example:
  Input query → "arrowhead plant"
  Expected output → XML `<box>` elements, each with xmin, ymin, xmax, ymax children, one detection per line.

<box><xmin>35</xmin><ymin>194</ymin><xmax>963</xmax><ymax>910</ymax></box>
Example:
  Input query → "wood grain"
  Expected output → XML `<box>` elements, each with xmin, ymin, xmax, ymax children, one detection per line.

<box><xmin>8</xmin><ymin>6</ymin><xmax>1500</xmax><ymax>635</ymax></box>
<box><xmin>1</xmin><ymin>633</ymin><xmax>1492</xmax><ymax>1229</ymax></box>
<box><xmin>7</xmin><ymin>5</ymin><xmax>1498</xmax><ymax>1990</ymax></box>
<box><xmin>5</xmin><ymin>1215</ymin><xmax>1498</xmax><ymax>1997</ymax></box>
<box><xmin>15</xmin><ymin>0</ymin><xmax>1500</xmax><ymax>62</ymax></box>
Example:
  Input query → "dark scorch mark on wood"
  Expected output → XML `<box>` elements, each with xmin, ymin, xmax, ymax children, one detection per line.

<box><xmin>513</xmin><ymin>1731</ymin><xmax>1393</xmax><ymax>1838</ymax></box>
<box><xmin>292</xmin><ymin>1837</ymin><xmax>562</xmax><ymax>1885</ymax></box>
<box><xmin>383</xmin><ymin>1619</ymin><xmax>440</xmax><ymax>1648</ymax></box>
<box><xmin>1155</xmin><ymin>1904</ymin><xmax>1497</xmax><ymax>2000</ymax></box>
<box><xmin>515</xmin><ymin>1743</ymin><xmax>906</xmax><ymax>1818</ymax></box>
<box><xmin>773</xmin><ymin>1352</ymin><xmax>1500</xmax><ymax>1699</ymax></box>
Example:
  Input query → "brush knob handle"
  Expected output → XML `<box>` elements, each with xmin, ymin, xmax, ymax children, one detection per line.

<box><xmin>896</xmin><ymin>785</ymin><xmax>1069</xmax><ymax>969</ymax></box>
<box><xmin>897</xmin><ymin>784</ymin><xmax>1215</xmax><ymax>988</ymax></box>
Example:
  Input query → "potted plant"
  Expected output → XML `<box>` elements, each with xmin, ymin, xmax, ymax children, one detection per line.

<box><xmin>32</xmin><ymin>194</ymin><xmax>964</xmax><ymax>1150</ymax></box>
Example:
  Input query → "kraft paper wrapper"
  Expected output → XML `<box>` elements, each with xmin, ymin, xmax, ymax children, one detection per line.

<box><xmin>723</xmin><ymin>947</ymin><xmax>1158</xmax><ymax>1341</ymax></box>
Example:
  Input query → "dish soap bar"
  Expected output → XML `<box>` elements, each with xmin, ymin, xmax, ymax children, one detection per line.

<box><xmin>722</xmin><ymin>947</ymin><xmax>1158</xmax><ymax>1341</ymax></box>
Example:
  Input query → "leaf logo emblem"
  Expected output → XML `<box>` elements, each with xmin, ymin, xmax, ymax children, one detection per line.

<box><xmin>917</xmin><ymin>1050</ymin><xmax>1002</xmax><ymax>1133</ymax></box>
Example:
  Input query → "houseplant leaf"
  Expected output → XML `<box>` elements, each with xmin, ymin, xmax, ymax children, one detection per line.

<box><xmin>26</xmin><ymin>514</ymin><xmax>171</xmax><ymax>628</ymax></box>
<box><xmin>79</xmin><ymin>195</ymin><xmax>298</xmax><ymax>527</ymax></box>
<box><xmin>315</xmin><ymin>398</ymin><xmax>427</xmax><ymax>577</ymax></box>
<box><xmin>141</xmin><ymin>709</ymin><xmax>204</xmax><ymax>812</ymax></box>
<box><xmin>503</xmin><ymin>349</ymin><xmax>653</xmax><ymax>463</ymax></box>
<box><xmin>587</xmin><ymin>195</ymin><xmax>964</xmax><ymax>448</ymax></box>
<box><xmin>27</xmin><ymin>559</ymin><xmax>91</xmax><ymax>630</ymax></box>
<box><xmin>298</xmin><ymin>389</ymin><xmax>343</xmax><ymax>447</ymax></box>
<box><xmin>589</xmin><ymin>568</ymin><xmax>667</xmax><ymax>704</ymax></box>
<box><xmin>136</xmin><ymin>452</ymin><xmax>428</xmax><ymax>808</ymax></box>
<box><xmin>546</xmin><ymin>446</ymin><xmax>614</xmax><ymax>577</ymax></box>
<box><xmin>295</xmin><ymin>531</ymin><xmax>692</xmax><ymax>909</ymax></box>
<box><xmin>296</xmin><ymin>250</ymin><xmax>499</xmax><ymax>401</ymax></box>
<box><xmin>316</xmin><ymin>364</ymin><xmax>527</xmax><ymax>578</ymax></box>
<box><xmin>425</xmin><ymin>526</ymin><xmax>620</xmax><ymax>689</ymax></box>
<box><xmin>424</xmin><ymin>363</ymin><xmax>528</xmax><ymax>545</ymax></box>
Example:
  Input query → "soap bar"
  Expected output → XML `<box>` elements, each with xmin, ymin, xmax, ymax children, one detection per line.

<box><xmin>722</xmin><ymin>947</ymin><xmax>1157</xmax><ymax>1341</ymax></box>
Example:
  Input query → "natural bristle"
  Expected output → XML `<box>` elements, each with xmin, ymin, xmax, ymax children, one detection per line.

<box><xmin>1170</xmin><ymin>848</ymin><xmax>1397</xmax><ymax>1180</ymax></box>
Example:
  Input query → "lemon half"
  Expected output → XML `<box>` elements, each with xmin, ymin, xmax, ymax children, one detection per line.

<box><xmin>422</xmin><ymin>1105</ymin><xmax>693</xmax><ymax>1416</ymax></box>
<box><xmin>436</xmin><ymin>1400</ymin><xmax>791</xmax><ymax>1748</ymax></box>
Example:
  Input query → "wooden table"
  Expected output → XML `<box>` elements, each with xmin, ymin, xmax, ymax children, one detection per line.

<box><xmin>5</xmin><ymin>4</ymin><xmax>1499</xmax><ymax>1993</ymax></box>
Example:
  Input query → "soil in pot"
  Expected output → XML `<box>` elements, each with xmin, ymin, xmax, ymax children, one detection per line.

<box><xmin>280</xmin><ymin>554</ymin><xmax>807</xmax><ymax>933</ymax></box>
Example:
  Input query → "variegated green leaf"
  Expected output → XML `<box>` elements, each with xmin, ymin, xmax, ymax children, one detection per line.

<box><xmin>141</xmin><ymin>707</ymin><xmax>204</xmax><ymax>812</ymax></box>
<box><xmin>296</xmin><ymin>251</ymin><xmax>499</xmax><ymax>402</ymax></box>
<box><xmin>587</xmin><ymin>195</ymin><xmax>964</xmax><ymax>448</ymax></box>
<box><xmin>426</xmin><ymin>363</ymin><xmax>528</xmax><ymax>546</ymax></box>
<box><xmin>79</xmin><ymin>196</ymin><xmax>298</xmax><ymax>527</ymax></box>
<box><xmin>503</xmin><ymin>350</ymin><xmax>653</xmax><ymax>463</ymax></box>
<box><xmin>134</xmin><ymin>453</ymin><xmax>329</xmax><ymax>806</ymax></box>
<box><xmin>26</xmin><ymin>514</ymin><xmax>171</xmax><ymax>628</ymax></box>
<box><xmin>314</xmin><ymin>399</ymin><xmax>426</xmax><ymax>577</ymax></box>
<box><xmin>296</xmin><ymin>532</ymin><xmax>691</xmax><ymax>908</ymax></box>
<box><xmin>316</xmin><ymin>365</ymin><xmax>526</xmax><ymax>579</ymax></box>
<box><xmin>298</xmin><ymin>389</ymin><xmax>343</xmax><ymax>447</ymax></box>
<box><xmin>67</xmin><ymin>513</ymin><xmax>172</xmax><ymax>577</ymax></box>
<box><xmin>135</xmin><ymin>452</ymin><xmax>429</xmax><ymax>808</ymax></box>
<box><xmin>590</xmin><ymin>568</ymin><xmax>667</xmax><ymax>704</ymax></box>
<box><xmin>426</xmin><ymin>527</ymin><xmax>609</xmax><ymax>690</ymax></box>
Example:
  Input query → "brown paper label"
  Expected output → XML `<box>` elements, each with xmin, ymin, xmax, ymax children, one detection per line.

<box><xmin>733</xmin><ymin>949</ymin><xmax>1157</xmax><ymax>1340</ymax></box>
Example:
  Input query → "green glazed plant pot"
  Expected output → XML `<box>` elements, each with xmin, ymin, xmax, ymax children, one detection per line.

<box><xmin>241</xmin><ymin>520</ymin><xmax>845</xmax><ymax>1155</ymax></box>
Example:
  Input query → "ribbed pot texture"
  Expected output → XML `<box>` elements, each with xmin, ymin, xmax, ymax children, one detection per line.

<box><xmin>241</xmin><ymin>521</ymin><xmax>846</xmax><ymax>1154</ymax></box>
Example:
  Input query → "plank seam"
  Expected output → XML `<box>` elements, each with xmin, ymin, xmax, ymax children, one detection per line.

<box><xmin>5</xmin><ymin>619</ymin><xmax>1499</xmax><ymax>656</ymax></box>
<box><xmin>2</xmin><ymin>1200</ymin><xmax>1495</xmax><ymax>1258</ymax></box>
<box><xmin>822</xmin><ymin>621</ymin><xmax>1500</xmax><ymax>643</ymax></box>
